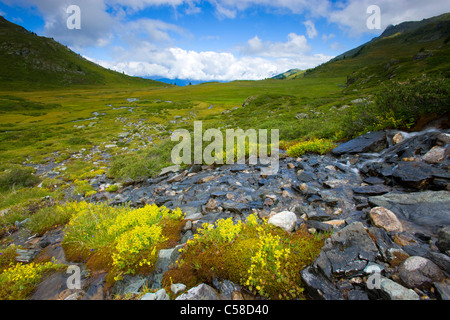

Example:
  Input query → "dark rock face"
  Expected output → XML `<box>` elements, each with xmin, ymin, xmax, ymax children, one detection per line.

<box><xmin>311</xmin><ymin>222</ymin><xmax>380</xmax><ymax>280</ymax></box>
<box><xmin>332</xmin><ymin>131</ymin><xmax>387</xmax><ymax>155</ymax></box>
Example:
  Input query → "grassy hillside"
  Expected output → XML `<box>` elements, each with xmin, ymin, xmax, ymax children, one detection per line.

<box><xmin>0</xmin><ymin>16</ymin><xmax>166</xmax><ymax>90</ymax></box>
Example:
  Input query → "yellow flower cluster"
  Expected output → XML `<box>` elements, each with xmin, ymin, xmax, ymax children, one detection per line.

<box><xmin>62</xmin><ymin>201</ymin><xmax>185</xmax><ymax>280</ymax></box>
<box><xmin>0</xmin><ymin>261</ymin><xmax>63</xmax><ymax>299</ymax></box>
<box><xmin>246</xmin><ymin>226</ymin><xmax>291</xmax><ymax>298</ymax></box>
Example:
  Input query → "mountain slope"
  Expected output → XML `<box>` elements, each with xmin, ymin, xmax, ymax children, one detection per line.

<box><xmin>0</xmin><ymin>16</ymin><xmax>166</xmax><ymax>90</ymax></box>
<box><xmin>280</xmin><ymin>13</ymin><xmax>450</xmax><ymax>86</ymax></box>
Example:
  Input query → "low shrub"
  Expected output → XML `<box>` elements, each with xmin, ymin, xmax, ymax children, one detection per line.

<box><xmin>0</xmin><ymin>166</ymin><xmax>41</xmax><ymax>192</ymax></box>
<box><xmin>286</xmin><ymin>138</ymin><xmax>336</xmax><ymax>157</ymax></box>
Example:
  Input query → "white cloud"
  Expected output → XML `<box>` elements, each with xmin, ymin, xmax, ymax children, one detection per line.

<box><xmin>240</xmin><ymin>33</ymin><xmax>311</xmax><ymax>58</ymax></box>
<box><xmin>303</xmin><ymin>20</ymin><xmax>318</xmax><ymax>39</ymax></box>
<box><xmin>95</xmin><ymin>32</ymin><xmax>331</xmax><ymax>81</ymax></box>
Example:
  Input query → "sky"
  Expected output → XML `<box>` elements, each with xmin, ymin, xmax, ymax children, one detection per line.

<box><xmin>1</xmin><ymin>0</ymin><xmax>450</xmax><ymax>81</ymax></box>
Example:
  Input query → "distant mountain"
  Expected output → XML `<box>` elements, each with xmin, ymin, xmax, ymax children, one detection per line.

<box><xmin>277</xmin><ymin>12</ymin><xmax>450</xmax><ymax>86</ymax></box>
<box><xmin>0</xmin><ymin>16</ymin><xmax>166</xmax><ymax>89</ymax></box>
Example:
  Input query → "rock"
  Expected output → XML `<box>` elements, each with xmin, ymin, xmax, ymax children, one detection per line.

<box><xmin>167</xmin><ymin>171</ymin><xmax>187</xmax><ymax>183</ymax></box>
<box><xmin>436</xmin><ymin>226</ymin><xmax>450</xmax><ymax>253</ymax></box>
<box><xmin>398</xmin><ymin>256</ymin><xmax>445</xmax><ymax>290</ymax></box>
<box><xmin>332</xmin><ymin>131</ymin><xmax>386</xmax><ymax>156</ymax></box>
<box><xmin>82</xmin><ymin>273</ymin><xmax>107</xmax><ymax>300</ymax></box>
<box><xmin>434</xmin><ymin>280</ymin><xmax>450</xmax><ymax>300</ymax></box>
<box><xmin>369</xmin><ymin>207</ymin><xmax>403</xmax><ymax>232</ymax></box>
<box><xmin>393</xmin><ymin>132</ymin><xmax>404</xmax><ymax>145</ymax></box>
<box><xmin>392</xmin><ymin>161</ymin><xmax>435</xmax><ymax>189</ymax></box>
<box><xmin>31</xmin><ymin>271</ymin><xmax>73</xmax><ymax>300</ymax></box>
<box><xmin>312</xmin><ymin>222</ymin><xmax>380</xmax><ymax>280</ymax></box>
<box><xmin>141</xmin><ymin>289</ymin><xmax>170</xmax><ymax>300</ymax></box>
<box><xmin>353</xmin><ymin>185</ymin><xmax>391</xmax><ymax>196</ymax></box>
<box><xmin>155</xmin><ymin>288</ymin><xmax>170</xmax><ymax>300</ymax></box>
<box><xmin>300</xmin><ymin>266</ymin><xmax>344</xmax><ymax>300</ymax></box>
<box><xmin>378</xmin><ymin>277</ymin><xmax>420</xmax><ymax>300</ymax></box>
<box><xmin>368</xmin><ymin>191</ymin><xmax>450</xmax><ymax>236</ymax></box>
<box><xmin>422</xmin><ymin>146</ymin><xmax>447</xmax><ymax>164</ymax></box>
<box><xmin>268</xmin><ymin>211</ymin><xmax>297</xmax><ymax>232</ymax></box>
<box><xmin>298</xmin><ymin>170</ymin><xmax>317</xmax><ymax>182</ymax></box>
<box><xmin>175</xmin><ymin>283</ymin><xmax>220</xmax><ymax>300</ymax></box>
<box><xmin>160</xmin><ymin>165</ymin><xmax>181</xmax><ymax>176</ymax></box>
<box><xmin>171</xmin><ymin>283</ymin><xmax>187</xmax><ymax>295</ymax></box>
<box><xmin>437</xmin><ymin>133</ymin><xmax>450</xmax><ymax>146</ymax></box>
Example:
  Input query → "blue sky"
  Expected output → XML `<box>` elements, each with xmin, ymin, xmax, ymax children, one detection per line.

<box><xmin>1</xmin><ymin>0</ymin><xmax>450</xmax><ymax>81</ymax></box>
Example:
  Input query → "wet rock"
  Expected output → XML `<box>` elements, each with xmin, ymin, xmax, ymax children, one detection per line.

<box><xmin>332</xmin><ymin>131</ymin><xmax>387</xmax><ymax>156</ymax></box>
<box><xmin>175</xmin><ymin>283</ymin><xmax>220</xmax><ymax>300</ymax></box>
<box><xmin>368</xmin><ymin>191</ymin><xmax>450</xmax><ymax>237</ymax></box>
<box><xmin>353</xmin><ymin>185</ymin><xmax>391</xmax><ymax>196</ymax></box>
<box><xmin>312</xmin><ymin>222</ymin><xmax>380</xmax><ymax>280</ymax></box>
<box><xmin>296</xmin><ymin>205</ymin><xmax>331</xmax><ymax>222</ymax></box>
<box><xmin>398</xmin><ymin>256</ymin><xmax>445</xmax><ymax>290</ymax></box>
<box><xmin>422</xmin><ymin>146</ymin><xmax>447</xmax><ymax>164</ymax></box>
<box><xmin>369</xmin><ymin>207</ymin><xmax>403</xmax><ymax>232</ymax></box>
<box><xmin>268</xmin><ymin>211</ymin><xmax>297</xmax><ymax>232</ymax></box>
<box><xmin>300</xmin><ymin>266</ymin><xmax>344</xmax><ymax>300</ymax></box>
<box><xmin>391</xmin><ymin>161</ymin><xmax>448</xmax><ymax>189</ymax></box>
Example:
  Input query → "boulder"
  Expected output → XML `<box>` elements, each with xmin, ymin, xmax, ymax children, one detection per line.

<box><xmin>398</xmin><ymin>256</ymin><xmax>445</xmax><ymax>290</ymax></box>
<box><xmin>268</xmin><ymin>211</ymin><xmax>297</xmax><ymax>232</ymax></box>
<box><xmin>369</xmin><ymin>207</ymin><xmax>403</xmax><ymax>232</ymax></box>
<box><xmin>332</xmin><ymin>131</ymin><xmax>386</xmax><ymax>156</ymax></box>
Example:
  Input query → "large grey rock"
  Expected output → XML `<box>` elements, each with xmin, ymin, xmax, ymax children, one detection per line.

<box><xmin>398</xmin><ymin>256</ymin><xmax>445</xmax><ymax>290</ymax></box>
<box><xmin>175</xmin><ymin>283</ymin><xmax>220</xmax><ymax>300</ymax></box>
<box><xmin>368</xmin><ymin>191</ymin><xmax>450</xmax><ymax>236</ymax></box>
<box><xmin>391</xmin><ymin>161</ymin><xmax>447</xmax><ymax>189</ymax></box>
<box><xmin>332</xmin><ymin>131</ymin><xmax>386</xmax><ymax>156</ymax></box>
<box><xmin>312</xmin><ymin>222</ymin><xmax>380</xmax><ymax>280</ymax></box>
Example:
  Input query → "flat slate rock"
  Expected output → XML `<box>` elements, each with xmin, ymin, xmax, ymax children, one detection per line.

<box><xmin>332</xmin><ymin>131</ymin><xmax>386</xmax><ymax>155</ymax></box>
